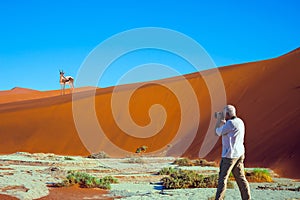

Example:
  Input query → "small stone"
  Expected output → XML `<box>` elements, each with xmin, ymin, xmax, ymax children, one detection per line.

<box><xmin>50</xmin><ymin>167</ymin><xmax>60</xmax><ymax>172</ymax></box>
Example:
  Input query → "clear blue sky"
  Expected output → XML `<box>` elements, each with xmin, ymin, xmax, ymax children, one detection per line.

<box><xmin>0</xmin><ymin>0</ymin><xmax>299</xmax><ymax>91</ymax></box>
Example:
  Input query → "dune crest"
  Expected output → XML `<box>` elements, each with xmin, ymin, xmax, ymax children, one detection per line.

<box><xmin>0</xmin><ymin>48</ymin><xmax>299</xmax><ymax>179</ymax></box>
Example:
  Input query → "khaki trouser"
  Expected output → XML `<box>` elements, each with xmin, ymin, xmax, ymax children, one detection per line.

<box><xmin>215</xmin><ymin>155</ymin><xmax>251</xmax><ymax>200</ymax></box>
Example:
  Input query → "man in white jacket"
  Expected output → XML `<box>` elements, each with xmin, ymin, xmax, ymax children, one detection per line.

<box><xmin>215</xmin><ymin>105</ymin><xmax>251</xmax><ymax>200</ymax></box>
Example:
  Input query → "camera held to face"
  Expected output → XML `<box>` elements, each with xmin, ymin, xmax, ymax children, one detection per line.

<box><xmin>214</xmin><ymin>111</ymin><xmax>224</xmax><ymax>119</ymax></box>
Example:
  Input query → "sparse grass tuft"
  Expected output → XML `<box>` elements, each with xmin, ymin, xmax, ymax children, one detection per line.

<box><xmin>227</xmin><ymin>180</ymin><xmax>235</xmax><ymax>189</ymax></box>
<box><xmin>124</xmin><ymin>156</ymin><xmax>145</xmax><ymax>164</ymax></box>
<box><xmin>64</xmin><ymin>156</ymin><xmax>75</xmax><ymax>161</ymax></box>
<box><xmin>54</xmin><ymin>171</ymin><xmax>118</xmax><ymax>189</ymax></box>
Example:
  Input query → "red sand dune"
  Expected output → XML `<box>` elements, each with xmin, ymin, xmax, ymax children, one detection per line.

<box><xmin>0</xmin><ymin>86</ymin><xmax>97</xmax><ymax>104</ymax></box>
<box><xmin>0</xmin><ymin>48</ymin><xmax>299</xmax><ymax>179</ymax></box>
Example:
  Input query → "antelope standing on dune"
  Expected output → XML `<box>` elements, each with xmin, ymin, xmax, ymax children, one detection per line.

<box><xmin>59</xmin><ymin>70</ymin><xmax>74</xmax><ymax>95</ymax></box>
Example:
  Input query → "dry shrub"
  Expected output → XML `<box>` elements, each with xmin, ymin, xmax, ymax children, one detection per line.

<box><xmin>157</xmin><ymin>167</ymin><xmax>178</xmax><ymax>175</ymax></box>
<box><xmin>194</xmin><ymin>159</ymin><xmax>218</xmax><ymax>167</ymax></box>
<box><xmin>173</xmin><ymin>158</ymin><xmax>217</xmax><ymax>167</ymax></box>
<box><xmin>160</xmin><ymin>168</ymin><xmax>234</xmax><ymax>189</ymax></box>
<box><xmin>173</xmin><ymin>158</ymin><xmax>193</xmax><ymax>166</ymax></box>
<box><xmin>87</xmin><ymin>151</ymin><xmax>110</xmax><ymax>159</ymax></box>
<box><xmin>53</xmin><ymin>171</ymin><xmax>118</xmax><ymax>189</ymax></box>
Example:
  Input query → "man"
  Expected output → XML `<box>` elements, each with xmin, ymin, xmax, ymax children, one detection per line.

<box><xmin>215</xmin><ymin>105</ymin><xmax>251</xmax><ymax>200</ymax></box>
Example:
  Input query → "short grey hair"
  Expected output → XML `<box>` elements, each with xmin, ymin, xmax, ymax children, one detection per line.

<box><xmin>224</xmin><ymin>105</ymin><xmax>236</xmax><ymax>117</ymax></box>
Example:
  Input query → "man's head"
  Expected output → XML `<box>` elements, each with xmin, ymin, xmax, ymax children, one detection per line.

<box><xmin>223</xmin><ymin>105</ymin><xmax>236</xmax><ymax>120</ymax></box>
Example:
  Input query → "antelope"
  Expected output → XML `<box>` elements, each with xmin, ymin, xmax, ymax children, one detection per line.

<box><xmin>59</xmin><ymin>70</ymin><xmax>74</xmax><ymax>95</ymax></box>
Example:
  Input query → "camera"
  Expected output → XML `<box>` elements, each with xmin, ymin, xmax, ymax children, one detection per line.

<box><xmin>214</xmin><ymin>111</ymin><xmax>224</xmax><ymax>119</ymax></box>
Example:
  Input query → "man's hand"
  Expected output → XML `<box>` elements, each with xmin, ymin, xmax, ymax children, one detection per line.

<box><xmin>215</xmin><ymin>113</ymin><xmax>226</xmax><ymax>135</ymax></box>
<box><xmin>216</xmin><ymin>117</ymin><xmax>226</xmax><ymax>128</ymax></box>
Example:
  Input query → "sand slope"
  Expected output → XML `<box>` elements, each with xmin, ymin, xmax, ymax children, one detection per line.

<box><xmin>0</xmin><ymin>48</ymin><xmax>299</xmax><ymax>179</ymax></box>
<box><xmin>0</xmin><ymin>86</ymin><xmax>97</xmax><ymax>104</ymax></box>
<box><xmin>203</xmin><ymin>48</ymin><xmax>300</xmax><ymax>179</ymax></box>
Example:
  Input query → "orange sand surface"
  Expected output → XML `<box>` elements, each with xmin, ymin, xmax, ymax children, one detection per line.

<box><xmin>0</xmin><ymin>194</ymin><xmax>18</xmax><ymax>200</ymax></box>
<box><xmin>37</xmin><ymin>186</ymin><xmax>113</xmax><ymax>200</ymax></box>
<box><xmin>0</xmin><ymin>48</ymin><xmax>299</xmax><ymax>179</ymax></box>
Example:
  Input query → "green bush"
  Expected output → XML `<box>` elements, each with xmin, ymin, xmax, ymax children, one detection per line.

<box><xmin>230</xmin><ymin>168</ymin><xmax>273</xmax><ymax>183</ymax></box>
<box><xmin>102</xmin><ymin>175</ymin><xmax>119</xmax><ymax>184</ymax></box>
<box><xmin>54</xmin><ymin>171</ymin><xmax>118</xmax><ymax>189</ymax></box>
<box><xmin>135</xmin><ymin>145</ymin><xmax>148</xmax><ymax>153</ymax></box>
<box><xmin>246</xmin><ymin>168</ymin><xmax>273</xmax><ymax>182</ymax></box>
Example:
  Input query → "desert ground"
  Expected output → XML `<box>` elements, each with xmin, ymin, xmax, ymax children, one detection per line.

<box><xmin>0</xmin><ymin>48</ymin><xmax>299</xmax><ymax>199</ymax></box>
<box><xmin>0</xmin><ymin>152</ymin><xmax>299</xmax><ymax>200</ymax></box>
